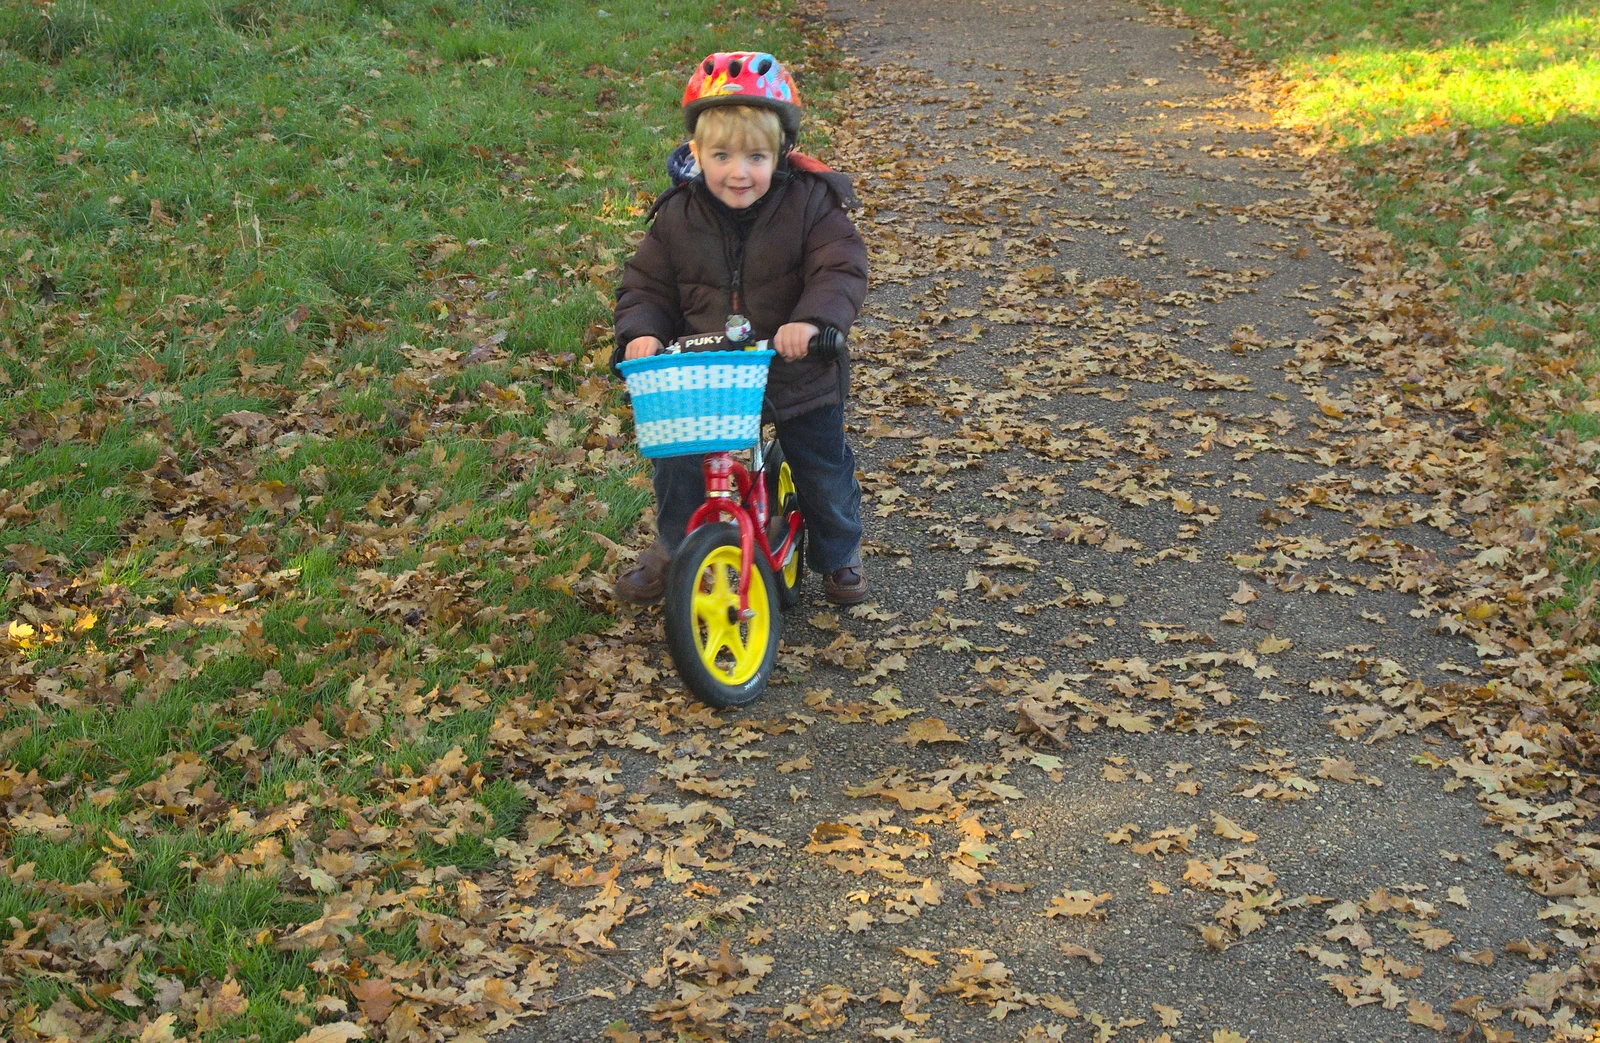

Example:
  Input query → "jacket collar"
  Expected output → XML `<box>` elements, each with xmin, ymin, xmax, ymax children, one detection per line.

<box><xmin>785</xmin><ymin>152</ymin><xmax>861</xmax><ymax>209</ymax></box>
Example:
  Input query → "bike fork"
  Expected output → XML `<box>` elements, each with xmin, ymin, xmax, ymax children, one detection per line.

<box><xmin>689</xmin><ymin>453</ymin><xmax>757</xmax><ymax>619</ymax></box>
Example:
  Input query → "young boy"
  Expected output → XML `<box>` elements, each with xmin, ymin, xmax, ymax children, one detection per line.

<box><xmin>612</xmin><ymin>51</ymin><xmax>870</xmax><ymax>607</ymax></box>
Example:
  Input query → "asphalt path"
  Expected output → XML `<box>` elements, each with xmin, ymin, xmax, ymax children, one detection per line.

<box><xmin>504</xmin><ymin>2</ymin><xmax>1566</xmax><ymax>1040</ymax></box>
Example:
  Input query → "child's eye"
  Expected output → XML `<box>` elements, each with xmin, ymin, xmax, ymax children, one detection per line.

<box><xmin>714</xmin><ymin>152</ymin><xmax>729</xmax><ymax>162</ymax></box>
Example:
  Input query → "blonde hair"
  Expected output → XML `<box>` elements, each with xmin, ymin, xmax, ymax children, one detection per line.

<box><xmin>692</xmin><ymin>105</ymin><xmax>783</xmax><ymax>156</ymax></box>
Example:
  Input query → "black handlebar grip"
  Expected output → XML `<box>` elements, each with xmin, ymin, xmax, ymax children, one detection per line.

<box><xmin>807</xmin><ymin>326</ymin><xmax>847</xmax><ymax>365</ymax></box>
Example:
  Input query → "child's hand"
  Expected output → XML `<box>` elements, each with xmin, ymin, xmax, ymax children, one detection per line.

<box><xmin>773</xmin><ymin>322</ymin><xmax>820</xmax><ymax>361</ymax></box>
<box><xmin>625</xmin><ymin>336</ymin><xmax>664</xmax><ymax>360</ymax></box>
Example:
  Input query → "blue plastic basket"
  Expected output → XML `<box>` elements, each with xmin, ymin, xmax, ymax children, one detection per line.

<box><xmin>618</xmin><ymin>349</ymin><xmax>774</xmax><ymax>459</ymax></box>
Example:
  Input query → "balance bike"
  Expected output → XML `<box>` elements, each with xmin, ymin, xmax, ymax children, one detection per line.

<box><xmin>617</xmin><ymin>327</ymin><xmax>845</xmax><ymax>708</ymax></box>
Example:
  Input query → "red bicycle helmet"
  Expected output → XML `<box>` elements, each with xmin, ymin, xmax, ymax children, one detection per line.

<box><xmin>682</xmin><ymin>52</ymin><xmax>803</xmax><ymax>144</ymax></box>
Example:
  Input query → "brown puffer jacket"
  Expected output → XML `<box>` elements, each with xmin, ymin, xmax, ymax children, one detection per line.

<box><xmin>612</xmin><ymin>161</ymin><xmax>869</xmax><ymax>421</ymax></box>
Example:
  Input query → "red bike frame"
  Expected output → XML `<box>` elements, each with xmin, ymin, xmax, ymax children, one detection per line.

<box><xmin>683</xmin><ymin>449</ymin><xmax>802</xmax><ymax>615</ymax></box>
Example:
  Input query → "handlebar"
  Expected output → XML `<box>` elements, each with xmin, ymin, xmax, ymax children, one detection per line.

<box><xmin>663</xmin><ymin>326</ymin><xmax>847</xmax><ymax>365</ymax></box>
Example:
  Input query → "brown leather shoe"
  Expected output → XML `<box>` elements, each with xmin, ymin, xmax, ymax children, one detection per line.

<box><xmin>614</xmin><ymin>542</ymin><xmax>671</xmax><ymax>606</ymax></box>
<box><xmin>824</xmin><ymin>564</ymin><xmax>868</xmax><ymax>606</ymax></box>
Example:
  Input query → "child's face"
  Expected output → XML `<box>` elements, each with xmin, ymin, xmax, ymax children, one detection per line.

<box><xmin>691</xmin><ymin>141</ymin><xmax>774</xmax><ymax>209</ymax></box>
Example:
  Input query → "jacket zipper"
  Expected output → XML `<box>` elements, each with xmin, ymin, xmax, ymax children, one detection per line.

<box><xmin>727</xmin><ymin>221</ymin><xmax>749</xmax><ymax>314</ymax></box>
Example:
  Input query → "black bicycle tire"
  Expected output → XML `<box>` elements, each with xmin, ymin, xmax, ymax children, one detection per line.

<box><xmin>763</xmin><ymin>439</ymin><xmax>807</xmax><ymax>611</ymax></box>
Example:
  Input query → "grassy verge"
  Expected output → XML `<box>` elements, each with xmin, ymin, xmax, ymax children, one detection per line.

<box><xmin>1154</xmin><ymin>0</ymin><xmax>1600</xmax><ymax>685</ymax></box>
<box><xmin>0</xmin><ymin>1</ymin><xmax>834</xmax><ymax>1040</ymax></box>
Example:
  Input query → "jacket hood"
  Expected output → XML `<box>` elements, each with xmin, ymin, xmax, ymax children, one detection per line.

<box><xmin>666</xmin><ymin>141</ymin><xmax>702</xmax><ymax>188</ymax></box>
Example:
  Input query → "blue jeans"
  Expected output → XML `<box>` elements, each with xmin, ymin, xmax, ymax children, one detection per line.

<box><xmin>653</xmin><ymin>403</ymin><xmax>863</xmax><ymax>574</ymax></box>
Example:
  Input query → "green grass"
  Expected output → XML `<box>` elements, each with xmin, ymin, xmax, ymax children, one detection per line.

<box><xmin>0</xmin><ymin>1</ymin><xmax>837</xmax><ymax>1039</ymax></box>
<box><xmin>1159</xmin><ymin>0</ymin><xmax>1600</xmax><ymax>687</ymax></box>
<box><xmin>1170</xmin><ymin>0</ymin><xmax>1600</xmax><ymax>137</ymax></box>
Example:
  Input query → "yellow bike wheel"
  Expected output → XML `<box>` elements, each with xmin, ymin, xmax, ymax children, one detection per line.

<box><xmin>663</xmin><ymin>522</ymin><xmax>781</xmax><ymax>709</ymax></box>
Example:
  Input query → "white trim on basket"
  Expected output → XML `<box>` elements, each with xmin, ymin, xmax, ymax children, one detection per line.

<box><xmin>635</xmin><ymin>414</ymin><xmax>762</xmax><ymax>449</ymax></box>
<box><xmin>626</xmin><ymin>363</ymin><xmax>768</xmax><ymax>396</ymax></box>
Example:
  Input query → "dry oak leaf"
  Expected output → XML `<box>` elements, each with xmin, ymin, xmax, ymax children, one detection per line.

<box><xmin>1325</xmin><ymin>922</ymin><xmax>1374</xmax><ymax>950</ymax></box>
<box><xmin>1213</xmin><ymin>1032</ymin><xmax>1248</xmax><ymax>1043</ymax></box>
<box><xmin>9</xmin><ymin>811</ymin><xmax>74</xmax><ymax>841</ymax></box>
<box><xmin>1516</xmin><ymin>968</ymin><xmax>1570</xmax><ymax>1011</ymax></box>
<box><xmin>280</xmin><ymin>889</ymin><xmax>366</xmax><ymax>950</ymax></box>
<box><xmin>1060</xmin><ymin>942</ymin><xmax>1104</xmax><ymax>965</ymax></box>
<box><xmin>1325</xmin><ymin>900</ymin><xmax>1360</xmax><ymax>924</ymax></box>
<box><xmin>350</xmin><ymin>978</ymin><xmax>397</xmax><ymax>1024</ymax></box>
<box><xmin>870</xmin><ymin>1028</ymin><xmax>939</xmax><ymax>1043</ymax></box>
<box><xmin>899</xmin><ymin>979</ymin><xmax>931</xmax><ymax>1024</ymax></box>
<box><xmin>893</xmin><ymin>718</ymin><xmax>966</xmax><ymax>746</ymax></box>
<box><xmin>1256</xmin><ymin>635</ymin><xmax>1292</xmax><ymax>654</ymax></box>
<box><xmin>896</xmin><ymin>946</ymin><xmax>941</xmax><ymax>967</ymax></box>
<box><xmin>1405</xmin><ymin>999</ymin><xmax>1446</xmax><ymax>1030</ymax></box>
<box><xmin>137</xmin><ymin>1014</ymin><xmax>181</xmax><ymax>1043</ymax></box>
<box><xmin>66</xmin><ymin>862</ymin><xmax>129</xmax><ymax>905</ymax></box>
<box><xmin>289</xmin><ymin>1024</ymin><xmax>367</xmax><ymax>1043</ymax></box>
<box><xmin>1230</xmin><ymin>582</ymin><xmax>1258</xmax><ymax>605</ymax></box>
<box><xmin>806</xmin><ymin>821</ymin><xmax>864</xmax><ymax>855</ymax></box>
<box><xmin>1211</xmin><ymin>812</ymin><xmax>1257</xmax><ymax>843</ymax></box>
<box><xmin>1232</xmin><ymin>909</ymin><xmax>1268</xmax><ymax>941</ymax></box>
<box><xmin>855</xmin><ymin>652</ymin><xmax>910</xmax><ymax>686</ymax></box>
<box><xmin>1106</xmin><ymin>710</ymin><xmax>1157</xmax><ymax>734</ymax></box>
<box><xmin>1295</xmin><ymin>943</ymin><xmax>1349</xmax><ymax>969</ymax></box>
<box><xmin>148</xmin><ymin>197</ymin><xmax>176</xmax><ymax>227</ymax></box>
<box><xmin>197</xmin><ymin>979</ymin><xmax>248</xmax><ymax>1028</ymax></box>
<box><xmin>1153</xmin><ymin>1003</ymin><xmax>1181</xmax><ymax>1028</ymax></box>
<box><xmin>845</xmin><ymin>909</ymin><xmax>876</xmax><ymax>933</ymax></box>
<box><xmin>1317</xmin><ymin>757</ymin><xmax>1382</xmax><ymax>786</ymax></box>
<box><xmin>1044</xmin><ymin>888</ymin><xmax>1112</xmax><ymax>918</ymax></box>
<box><xmin>1506</xmin><ymin>937</ymin><xmax>1553</xmax><ymax>961</ymax></box>
<box><xmin>293</xmin><ymin>862</ymin><xmax>339</xmax><ymax>894</ymax></box>
<box><xmin>880</xmin><ymin>787</ymin><xmax>953</xmax><ymax>811</ymax></box>
<box><xmin>1410</xmin><ymin>926</ymin><xmax>1455</xmax><ymax>951</ymax></box>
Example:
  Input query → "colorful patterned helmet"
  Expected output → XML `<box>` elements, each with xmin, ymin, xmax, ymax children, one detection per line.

<box><xmin>682</xmin><ymin>52</ymin><xmax>803</xmax><ymax>144</ymax></box>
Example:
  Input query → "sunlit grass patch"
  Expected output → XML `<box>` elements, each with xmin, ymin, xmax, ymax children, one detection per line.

<box><xmin>1285</xmin><ymin>13</ymin><xmax>1600</xmax><ymax>139</ymax></box>
<box><xmin>1169</xmin><ymin>0</ymin><xmax>1600</xmax><ymax>138</ymax></box>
